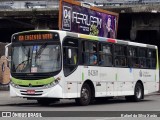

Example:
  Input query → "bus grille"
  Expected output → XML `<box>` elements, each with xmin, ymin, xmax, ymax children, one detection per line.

<box><xmin>14</xmin><ymin>76</ymin><xmax>47</xmax><ymax>80</ymax></box>
<box><xmin>19</xmin><ymin>85</ymin><xmax>44</xmax><ymax>87</ymax></box>
<box><xmin>20</xmin><ymin>90</ymin><xmax>43</xmax><ymax>96</ymax></box>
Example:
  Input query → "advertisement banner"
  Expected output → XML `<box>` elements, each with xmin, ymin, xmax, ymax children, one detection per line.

<box><xmin>59</xmin><ymin>0</ymin><xmax>119</xmax><ymax>38</ymax></box>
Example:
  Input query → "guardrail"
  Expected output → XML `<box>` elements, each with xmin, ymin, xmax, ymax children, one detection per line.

<box><xmin>101</xmin><ymin>2</ymin><xmax>160</xmax><ymax>8</ymax></box>
<box><xmin>82</xmin><ymin>0</ymin><xmax>160</xmax><ymax>7</ymax></box>
<box><xmin>0</xmin><ymin>0</ymin><xmax>59</xmax><ymax>9</ymax></box>
<box><xmin>0</xmin><ymin>0</ymin><xmax>160</xmax><ymax>10</ymax></box>
<box><xmin>101</xmin><ymin>2</ymin><xmax>160</xmax><ymax>7</ymax></box>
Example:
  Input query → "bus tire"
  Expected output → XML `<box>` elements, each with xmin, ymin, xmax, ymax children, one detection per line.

<box><xmin>133</xmin><ymin>82</ymin><xmax>143</xmax><ymax>102</ymax></box>
<box><xmin>75</xmin><ymin>83</ymin><xmax>91</xmax><ymax>106</ymax></box>
<box><xmin>125</xmin><ymin>82</ymin><xmax>143</xmax><ymax>102</ymax></box>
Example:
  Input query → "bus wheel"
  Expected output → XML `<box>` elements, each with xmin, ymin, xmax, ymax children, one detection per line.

<box><xmin>75</xmin><ymin>83</ymin><xmax>91</xmax><ymax>106</ymax></box>
<box><xmin>133</xmin><ymin>82</ymin><xmax>143</xmax><ymax>102</ymax></box>
<box><xmin>125</xmin><ymin>82</ymin><xmax>143</xmax><ymax>102</ymax></box>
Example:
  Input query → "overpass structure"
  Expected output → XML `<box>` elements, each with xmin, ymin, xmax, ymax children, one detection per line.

<box><xmin>0</xmin><ymin>1</ymin><xmax>58</xmax><ymax>45</ymax></box>
<box><xmin>0</xmin><ymin>0</ymin><xmax>159</xmax><ymax>50</ymax></box>
<box><xmin>105</xmin><ymin>4</ymin><xmax>160</xmax><ymax>46</ymax></box>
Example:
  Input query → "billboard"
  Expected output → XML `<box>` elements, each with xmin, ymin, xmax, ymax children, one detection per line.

<box><xmin>59</xmin><ymin>0</ymin><xmax>119</xmax><ymax>38</ymax></box>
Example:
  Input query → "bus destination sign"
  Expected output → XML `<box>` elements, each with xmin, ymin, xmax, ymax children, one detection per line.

<box><xmin>17</xmin><ymin>33</ymin><xmax>53</xmax><ymax>41</ymax></box>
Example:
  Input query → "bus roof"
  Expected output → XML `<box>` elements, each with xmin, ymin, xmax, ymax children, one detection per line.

<box><xmin>65</xmin><ymin>31</ymin><xmax>157</xmax><ymax>49</ymax></box>
<box><xmin>12</xmin><ymin>30</ymin><xmax>157</xmax><ymax>49</ymax></box>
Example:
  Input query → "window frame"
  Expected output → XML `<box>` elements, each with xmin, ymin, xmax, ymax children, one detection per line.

<box><xmin>62</xmin><ymin>36</ymin><xmax>79</xmax><ymax>77</ymax></box>
<box><xmin>127</xmin><ymin>46</ymin><xmax>139</xmax><ymax>68</ymax></box>
<box><xmin>81</xmin><ymin>40</ymin><xmax>98</xmax><ymax>66</ymax></box>
<box><xmin>114</xmin><ymin>44</ymin><xmax>128</xmax><ymax>67</ymax></box>
<box><xmin>146</xmin><ymin>48</ymin><xmax>157</xmax><ymax>69</ymax></box>
<box><xmin>98</xmin><ymin>42</ymin><xmax>113</xmax><ymax>67</ymax></box>
<box><xmin>138</xmin><ymin>47</ymin><xmax>148</xmax><ymax>69</ymax></box>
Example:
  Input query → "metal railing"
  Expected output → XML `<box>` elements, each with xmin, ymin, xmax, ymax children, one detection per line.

<box><xmin>0</xmin><ymin>0</ymin><xmax>59</xmax><ymax>9</ymax></box>
<box><xmin>0</xmin><ymin>0</ymin><xmax>160</xmax><ymax>10</ymax></box>
<box><xmin>82</xmin><ymin>0</ymin><xmax>160</xmax><ymax>7</ymax></box>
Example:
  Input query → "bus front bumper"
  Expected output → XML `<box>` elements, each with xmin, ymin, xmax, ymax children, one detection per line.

<box><xmin>10</xmin><ymin>84</ymin><xmax>63</xmax><ymax>98</ymax></box>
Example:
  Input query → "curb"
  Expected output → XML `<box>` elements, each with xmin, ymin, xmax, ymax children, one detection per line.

<box><xmin>0</xmin><ymin>84</ymin><xmax>9</xmax><ymax>91</ymax></box>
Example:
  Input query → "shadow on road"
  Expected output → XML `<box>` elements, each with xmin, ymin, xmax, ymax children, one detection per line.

<box><xmin>0</xmin><ymin>98</ymin><xmax>154</xmax><ymax>108</ymax></box>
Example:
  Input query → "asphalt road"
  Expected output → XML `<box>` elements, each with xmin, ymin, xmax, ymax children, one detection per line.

<box><xmin>0</xmin><ymin>91</ymin><xmax>160</xmax><ymax>120</ymax></box>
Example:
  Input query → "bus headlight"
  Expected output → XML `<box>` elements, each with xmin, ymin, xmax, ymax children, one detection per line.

<box><xmin>44</xmin><ymin>77</ymin><xmax>60</xmax><ymax>88</ymax></box>
<box><xmin>10</xmin><ymin>81</ymin><xmax>19</xmax><ymax>88</ymax></box>
<box><xmin>44</xmin><ymin>82</ymin><xmax>57</xmax><ymax>88</ymax></box>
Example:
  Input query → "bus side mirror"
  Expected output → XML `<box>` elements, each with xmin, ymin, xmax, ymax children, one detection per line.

<box><xmin>68</xmin><ymin>49</ymin><xmax>72</xmax><ymax>59</ymax></box>
<box><xmin>5</xmin><ymin>43</ymin><xmax>11</xmax><ymax>58</ymax></box>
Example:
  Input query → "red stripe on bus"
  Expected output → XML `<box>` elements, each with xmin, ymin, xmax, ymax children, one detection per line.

<box><xmin>107</xmin><ymin>39</ymin><xmax>116</xmax><ymax>43</ymax></box>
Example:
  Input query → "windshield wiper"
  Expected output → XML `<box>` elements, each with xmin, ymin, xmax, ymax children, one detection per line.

<box><xmin>15</xmin><ymin>49</ymin><xmax>31</xmax><ymax>71</ymax></box>
<box><xmin>15</xmin><ymin>59</ymin><xmax>30</xmax><ymax>71</ymax></box>
<box><xmin>35</xmin><ymin>42</ymin><xmax>47</xmax><ymax>59</ymax></box>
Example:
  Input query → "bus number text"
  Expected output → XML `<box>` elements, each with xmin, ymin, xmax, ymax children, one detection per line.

<box><xmin>88</xmin><ymin>70</ymin><xmax>98</xmax><ymax>76</ymax></box>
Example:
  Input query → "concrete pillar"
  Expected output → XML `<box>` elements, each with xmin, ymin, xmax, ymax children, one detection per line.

<box><xmin>158</xmin><ymin>29</ymin><xmax>160</xmax><ymax>41</ymax></box>
<box><xmin>130</xmin><ymin>29</ymin><xmax>137</xmax><ymax>41</ymax></box>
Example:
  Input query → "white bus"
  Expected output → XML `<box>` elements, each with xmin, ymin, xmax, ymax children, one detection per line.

<box><xmin>8</xmin><ymin>30</ymin><xmax>159</xmax><ymax>106</ymax></box>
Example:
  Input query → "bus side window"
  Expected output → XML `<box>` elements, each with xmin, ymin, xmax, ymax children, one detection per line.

<box><xmin>128</xmin><ymin>47</ymin><xmax>139</xmax><ymax>68</ymax></box>
<box><xmin>127</xmin><ymin>47</ymin><xmax>132</xmax><ymax>67</ymax></box>
<box><xmin>152</xmin><ymin>50</ymin><xmax>156</xmax><ymax>69</ymax></box>
<box><xmin>115</xmin><ymin>58</ymin><xmax>119</xmax><ymax>66</ymax></box>
<box><xmin>89</xmin><ymin>42</ymin><xmax>97</xmax><ymax>65</ymax></box>
<box><xmin>114</xmin><ymin>45</ymin><xmax>127</xmax><ymax>67</ymax></box>
<box><xmin>147</xmin><ymin>49</ymin><xmax>156</xmax><ymax>69</ymax></box>
<box><xmin>82</xmin><ymin>41</ymin><xmax>98</xmax><ymax>66</ymax></box>
<box><xmin>70</xmin><ymin>48</ymin><xmax>78</xmax><ymax>65</ymax></box>
<box><xmin>82</xmin><ymin>41</ymin><xmax>89</xmax><ymax>65</ymax></box>
<box><xmin>139</xmin><ymin>48</ymin><xmax>147</xmax><ymax>68</ymax></box>
<box><xmin>99</xmin><ymin>43</ymin><xmax>112</xmax><ymax>66</ymax></box>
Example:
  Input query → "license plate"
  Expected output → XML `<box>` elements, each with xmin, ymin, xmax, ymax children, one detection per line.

<box><xmin>27</xmin><ymin>90</ymin><xmax>35</xmax><ymax>94</ymax></box>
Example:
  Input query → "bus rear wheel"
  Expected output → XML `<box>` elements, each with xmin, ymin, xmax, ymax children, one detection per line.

<box><xmin>125</xmin><ymin>82</ymin><xmax>143</xmax><ymax>102</ymax></box>
<box><xmin>133</xmin><ymin>82</ymin><xmax>143</xmax><ymax>102</ymax></box>
<box><xmin>75</xmin><ymin>83</ymin><xmax>91</xmax><ymax>106</ymax></box>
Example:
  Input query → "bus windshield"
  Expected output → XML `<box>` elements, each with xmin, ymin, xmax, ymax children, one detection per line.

<box><xmin>11</xmin><ymin>43</ymin><xmax>61</xmax><ymax>73</ymax></box>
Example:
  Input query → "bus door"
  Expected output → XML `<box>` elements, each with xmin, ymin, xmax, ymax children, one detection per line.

<box><xmin>63</xmin><ymin>38</ymin><xmax>79</xmax><ymax>98</ymax></box>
